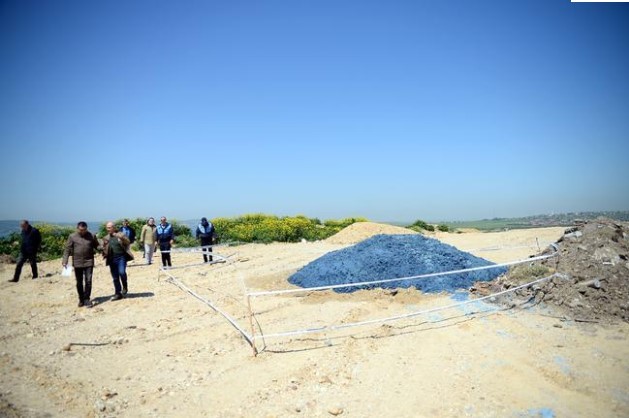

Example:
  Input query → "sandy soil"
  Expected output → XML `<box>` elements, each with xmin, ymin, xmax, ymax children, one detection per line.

<box><xmin>1</xmin><ymin>225</ymin><xmax>627</xmax><ymax>418</ymax></box>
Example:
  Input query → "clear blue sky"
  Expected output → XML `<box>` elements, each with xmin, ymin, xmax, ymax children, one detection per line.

<box><xmin>1</xmin><ymin>0</ymin><xmax>628</xmax><ymax>223</ymax></box>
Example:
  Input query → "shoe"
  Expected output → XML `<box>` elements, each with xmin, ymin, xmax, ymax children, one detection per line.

<box><xmin>8</xmin><ymin>279</ymin><xmax>19</xmax><ymax>283</ymax></box>
<box><xmin>110</xmin><ymin>293</ymin><xmax>123</xmax><ymax>301</ymax></box>
<box><xmin>78</xmin><ymin>301</ymin><xmax>84</xmax><ymax>307</ymax></box>
<box><xmin>84</xmin><ymin>299</ymin><xmax>93</xmax><ymax>308</ymax></box>
<box><xmin>32</xmin><ymin>276</ymin><xmax>38</xmax><ymax>280</ymax></box>
<box><xmin>122</xmin><ymin>287</ymin><xmax>128</xmax><ymax>295</ymax></box>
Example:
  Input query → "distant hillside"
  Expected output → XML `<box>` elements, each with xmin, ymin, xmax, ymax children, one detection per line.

<box><xmin>442</xmin><ymin>211</ymin><xmax>629</xmax><ymax>231</ymax></box>
<box><xmin>2</xmin><ymin>211</ymin><xmax>627</xmax><ymax>238</ymax></box>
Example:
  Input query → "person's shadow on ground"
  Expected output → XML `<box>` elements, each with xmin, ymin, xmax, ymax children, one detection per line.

<box><xmin>91</xmin><ymin>292</ymin><xmax>154</xmax><ymax>306</ymax></box>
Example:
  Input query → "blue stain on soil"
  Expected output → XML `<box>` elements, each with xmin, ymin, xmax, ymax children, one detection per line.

<box><xmin>427</xmin><ymin>313</ymin><xmax>444</xmax><ymax>322</ymax></box>
<box><xmin>553</xmin><ymin>356</ymin><xmax>571</xmax><ymax>375</ymax></box>
<box><xmin>450</xmin><ymin>291</ymin><xmax>496</xmax><ymax>315</ymax></box>
<box><xmin>611</xmin><ymin>387</ymin><xmax>629</xmax><ymax>406</ymax></box>
<box><xmin>519</xmin><ymin>407</ymin><xmax>555</xmax><ymax>418</ymax></box>
<box><xmin>289</xmin><ymin>234</ymin><xmax>507</xmax><ymax>293</ymax></box>
<box><xmin>450</xmin><ymin>291</ymin><xmax>470</xmax><ymax>301</ymax></box>
<box><xmin>496</xmin><ymin>329</ymin><xmax>513</xmax><ymax>338</ymax></box>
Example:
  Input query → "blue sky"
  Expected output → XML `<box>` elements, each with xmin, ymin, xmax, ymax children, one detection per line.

<box><xmin>1</xmin><ymin>0</ymin><xmax>628</xmax><ymax>223</ymax></box>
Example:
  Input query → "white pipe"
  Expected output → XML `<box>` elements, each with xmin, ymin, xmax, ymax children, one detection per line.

<box><xmin>248</xmin><ymin>251</ymin><xmax>557</xmax><ymax>297</ymax></box>
<box><xmin>253</xmin><ymin>273</ymin><xmax>558</xmax><ymax>340</ymax></box>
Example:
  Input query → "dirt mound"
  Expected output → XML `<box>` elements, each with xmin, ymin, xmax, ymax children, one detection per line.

<box><xmin>473</xmin><ymin>217</ymin><xmax>629</xmax><ymax>323</ymax></box>
<box><xmin>325</xmin><ymin>221</ymin><xmax>418</xmax><ymax>245</ymax></box>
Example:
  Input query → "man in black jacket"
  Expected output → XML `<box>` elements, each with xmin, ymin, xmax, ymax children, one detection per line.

<box><xmin>9</xmin><ymin>220</ymin><xmax>42</xmax><ymax>282</ymax></box>
<box><xmin>196</xmin><ymin>217</ymin><xmax>215</xmax><ymax>263</ymax></box>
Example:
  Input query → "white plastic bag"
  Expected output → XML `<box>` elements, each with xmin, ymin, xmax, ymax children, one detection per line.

<box><xmin>61</xmin><ymin>266</ymin><xmax>73</xmax><ymax>277</ymax></box>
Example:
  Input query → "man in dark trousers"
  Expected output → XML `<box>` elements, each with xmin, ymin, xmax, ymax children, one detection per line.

<box><xmin>156</xmin><ymin>216</ymin><xmax>174</xmax><ymax>267</ymax></box>
<box><xmin>102</xmin><ymin>221</ymin><xmax>131</xmax><ymax>300</ymax></box>
<box><xmin>9</xmin><ymin>220</ymin><xmax>42</xmax><ymax>282</ymax></box>
<box><xmin>196</xmin><ymin>217</ymin><xmax>215</xmax><ymax>263</ymax></box>
<box><xmin>62</xmin><ymin>221</ymin><xmax>100</xmax><ymax>308</ymax></box>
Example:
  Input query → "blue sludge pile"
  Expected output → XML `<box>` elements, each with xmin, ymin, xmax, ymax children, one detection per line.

<box><xmin>289</xmin><ymin>234</ymin><xmax>507</xmax><ymax>293</ymax></box>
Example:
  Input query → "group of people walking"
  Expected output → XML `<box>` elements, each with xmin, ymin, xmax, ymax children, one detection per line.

<box><xmin>8</xmin><ymin>217</ymin><xmax>217</xmax><ymax>309</ymax></box>
<box><xmin>61</xmin><ymin>220</ymin><xmax>137</xmax><ymax>307</ymax></box>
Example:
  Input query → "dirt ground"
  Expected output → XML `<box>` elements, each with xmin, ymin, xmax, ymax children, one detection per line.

<box><xmin>1</xmin><ymin>224</ymin><xmax>628</xmax><ymax>417</ymax></box>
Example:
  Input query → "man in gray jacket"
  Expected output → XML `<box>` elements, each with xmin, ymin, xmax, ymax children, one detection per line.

<box><xmin>62</xmin><ymin>221</ymin><xmax>100</xmax><ymax>308</ymax></box>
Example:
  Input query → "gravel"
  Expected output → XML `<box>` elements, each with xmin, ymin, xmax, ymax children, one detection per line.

<box><xmin>289</xmin><ymin>234</ymin><xmax>507</xmax><ymax>293</ymax></box>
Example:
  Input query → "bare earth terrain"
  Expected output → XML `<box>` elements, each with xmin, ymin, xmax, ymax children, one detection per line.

<box><xmin>1</xmin><ymin>224</ymin><xmax>627</xmax><ymax>417</ymax></box>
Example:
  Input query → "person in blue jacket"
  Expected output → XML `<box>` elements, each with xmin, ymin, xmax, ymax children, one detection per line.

<box><xmin>119</xmin><ymin>219</ymin><xmax>136</xmax><ymax>244</ymax></box>
<box><xmin>156</xmin><ymin>216</ymin><xmax>174</xmax><ymax>267</ymax></box>
<box><xmin>196</xmin><ymin>217</ymin><xmax>215</xmax><ymax>263</ymax></box>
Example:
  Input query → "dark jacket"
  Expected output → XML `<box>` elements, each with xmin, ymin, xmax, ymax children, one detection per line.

<box><xmin>21</xmin><ymin>225</ymin><xmax>42</xmax><ymax>255</ymax></box>
<box><xmin>102</xmin><ymin>233</ymin><xmax>131</xmax><ymax>266</ymax></box>
<box><xmin>120</xmin><ymin>225</ymin><xmax>136</xmax><ymax>243</ymax></box>
<box><xmin>62</xmin><ymin>231</ymin><xmax>100</xmax><ymax>268</ymax></box>
<box><xmin>156</xmin><ymin>223</ymin><xmax>174</xmax><ymax>243</ymax></box>
<box><xmin>196</xmin><ymin>221</ymin><xmax>215</xmax><ymax>244</ymax></box>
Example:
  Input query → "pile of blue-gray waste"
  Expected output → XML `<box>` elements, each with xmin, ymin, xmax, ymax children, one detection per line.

<box><xmin>289</xmin><ymin>234</ymin><xmax>507</xmax><ymax>293</ymax></box>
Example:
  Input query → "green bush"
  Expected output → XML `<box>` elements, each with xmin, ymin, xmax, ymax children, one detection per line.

<box><xmin>174</xmin><ymin>235</ymin><xmax>198</xmax><ymax>248</ymax></box>
<box><xmin>0</xmin><ymin>231</ymin><xmax>21</xmax><ymax>260</ymax></box>
<box><xmin>437</xmin><ymin>224</ymin><xmax>450</xmax><ymax>232</ymax></box>
<box><xmin>0</xmin><ymin>231</ymin><xmax>19</xmax><ymax>259</ymax></box>
<box><xmin>407</xmin><ymin>219</ymin><xmax>435</xmax><ymax>232</ymax></box>
<box><xmin>323</xmin><ymin>217</ymin><xmax>369</xmax><ymax>229</ymax></box>
<box><xmin>409</xmin><ymin>219</ymin><xmax>429</xmax><ymax>229</ymax></box>
<box><xmin>210</xmin><ymin>214</ymin><xmax>367</xmax><ymax>244</ymax></box>
<box><xmin>37</xmin><ymin>223</ymin><xmax>75</xmax><ymax>261</ymax></box>
<box><xmin>171</xmin><ymin>221</ymin><xmax>193</xmax><ymax>238</ymax></box>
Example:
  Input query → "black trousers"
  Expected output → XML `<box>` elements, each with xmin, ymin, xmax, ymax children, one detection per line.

<box><xmin>200</xmin><ymin>239</ymin><xmax>213</xmax><ymax>262</ymax></box>
<box><xmin>160</xmin><ymin>243</ymin><xmax>172</xmax><ymax>266</ymax></box>
<box><xmin>13</xmin><ymin>252</ymin><xmax>38</xmax><ymax>281</ymax></box>
<box><xmin>74</xmin><ymin>266</ymin><xmax>94</xmax><ymax>302</ymax></box>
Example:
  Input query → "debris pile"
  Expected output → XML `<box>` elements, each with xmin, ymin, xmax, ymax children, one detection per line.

<box><xmin>289</xmin><ymin>234</ymin><xmax>507</xmax><ymax>293</ymax></box>
<box><xmin>473</xmin><ymin>218</ymin><xmax>629</xmax><ymax>323</ymax></box>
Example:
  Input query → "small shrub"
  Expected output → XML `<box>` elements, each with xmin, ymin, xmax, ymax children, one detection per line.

<box><xmin>37</xmin><ymin>223</ymin><xmax>75</xmax><ymax>261</ymax></box>
<box><xmin>174</xmin><ymin>235</ymin><xmax>198</xmax><ymax>248</ymax></box>
<box><xmin>410</xmin><ymin>219</ymin><xmax>429</xmax><ymax>230</ymax></box>
<box><xmin>508</xmin><ymin>264</ymin><xmax>550</xmax><ymax>283</ymax></box>
<box><xmin>0</xmin><ymin>232</ymin><xmax>21</xmax><ymax>259</ymax></box>
<box><xmin>407</xmin><ymin>219</ymin><xmax>435</xmax><ymax>232</ymax></box>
